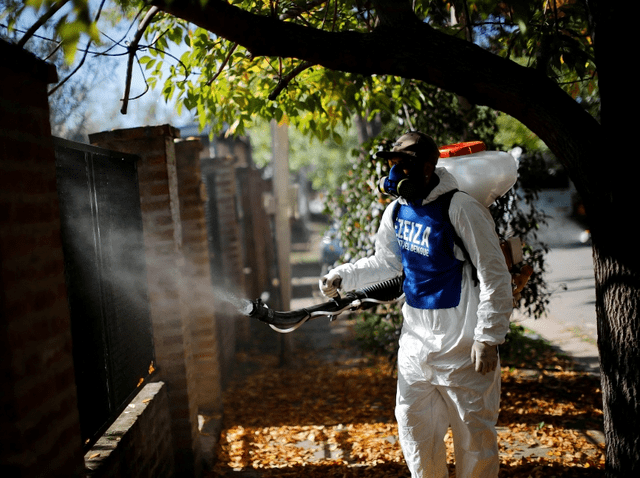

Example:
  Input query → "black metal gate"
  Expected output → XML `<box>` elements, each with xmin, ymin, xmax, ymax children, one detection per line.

<box><xmin>53</xmin><ymin>137</ymin><xmax>155</xmax><ymax>449</ymax></box>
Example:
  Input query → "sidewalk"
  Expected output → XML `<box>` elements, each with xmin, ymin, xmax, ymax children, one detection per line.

<box><xmin>209</xmin><ymin>218</ymin><xmax>604</xmax><ymax>476</ymax></box>
<box><xmin>513</xmin><ymin>194</ymin><xmax>600</xmax><ymax>376</ymax></box>
<box><xmin>285</xmin><ymin>219</ymin><xmax>604</xmax><ymax>466</ymax></box>
<box><xmin>289</xmin><ymin>221</ymin><xmax>359</xmax><ymax>362</ymax></box>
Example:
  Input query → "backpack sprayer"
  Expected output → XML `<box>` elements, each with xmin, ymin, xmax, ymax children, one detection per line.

<box><xmin>246</xmin><ymin>276</ymin><xmax>404</xmax><ymax>333</ymax></box>
<box><xmin>437</xmin><ymin>141</ymin><xmax>533</xmax><ymax>302</ymax></box>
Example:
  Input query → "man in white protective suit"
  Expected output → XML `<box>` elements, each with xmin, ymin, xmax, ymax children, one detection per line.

<box><xmin>319</xmin><ymin>131</ymin><xmax>513</xmax><ymax>478</ymax></box>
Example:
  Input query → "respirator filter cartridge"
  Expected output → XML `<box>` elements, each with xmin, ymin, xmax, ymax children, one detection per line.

<box><xmin>378</xmin><ymin>164</ymin><xmax>423</xmax><ymax>201</ymax></box>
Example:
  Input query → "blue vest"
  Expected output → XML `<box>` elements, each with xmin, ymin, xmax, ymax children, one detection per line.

<box><xmin>393</xmin><ymin>191</ymin><xmax>464</xmax><ymax>309</ymax></box>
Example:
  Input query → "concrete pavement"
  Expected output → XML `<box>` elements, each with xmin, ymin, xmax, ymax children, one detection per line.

<box><xmin>512</xmin><ymin>189</ymin><xmax>600</xmax><ymax>375</ymax></box>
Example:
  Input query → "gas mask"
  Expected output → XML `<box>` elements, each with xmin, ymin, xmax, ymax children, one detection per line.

<box><xmin>378</xmin><ymin>163</ymin><xmax>425</xmax><ymax>202</ymax></box>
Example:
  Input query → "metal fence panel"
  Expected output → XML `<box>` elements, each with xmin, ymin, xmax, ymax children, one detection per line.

<box><xmin>54</xmin><ymin>137</ymin><xmax>155</xmax><ymax>448</ymax></box>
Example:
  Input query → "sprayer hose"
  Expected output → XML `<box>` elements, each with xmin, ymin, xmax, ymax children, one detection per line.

<box><xmin>256</xmin><ymin>275</ymin><xmax>405</xmax><ymax>333</ymax></box>
<box><xmin>360</xmin><ymin>275</ymin><xmax>403</xmax><ymax>297</ymax></box>
<box><xmin>267</xmin><ymin>294</ymin><xmax>405</xmax><ymax>333</ymax></box>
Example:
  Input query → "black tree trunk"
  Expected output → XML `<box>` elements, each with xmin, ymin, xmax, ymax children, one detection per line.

<box><xmin>590</xmin><ymin>188</ymin><xmax>640</xmax><ymax>476</ymax></box>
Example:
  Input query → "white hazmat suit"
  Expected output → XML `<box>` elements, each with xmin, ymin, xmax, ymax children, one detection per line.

<box><xmin>323</xmin><ymin>168</ymin><xmax>513</xmax><ymax>477</ymax></box>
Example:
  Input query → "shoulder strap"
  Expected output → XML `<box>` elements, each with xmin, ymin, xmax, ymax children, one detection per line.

<box><xmin>392</xmin><ymin>199</ymin><xmax>401</xmax><ymax>223</ymax></box>
<box><xmin>446</xmin><ymin>190</ymin><xmax>479</xmax><ymax>285</ymax></box>
<box><xmin>392</xmin><ymin>189</ymin><xmax>459</xmax><ymax>221</ymax></box>
<box><xmin>440</xmin><ymin>190</ymin><xmax>466</xmax><ymax>256</ymax></box>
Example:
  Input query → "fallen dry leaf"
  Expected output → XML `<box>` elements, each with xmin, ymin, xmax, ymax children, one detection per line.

<box><xmin>206</xmin><ymin>333</ymin><xmax>603</xmax><ymax>478</ymax></box>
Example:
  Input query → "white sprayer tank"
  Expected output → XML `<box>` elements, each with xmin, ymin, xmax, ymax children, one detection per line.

<box><xmin>438</xmin><ymin>141</ymin><xmax>518</xmax><ymax>207</ymax></box>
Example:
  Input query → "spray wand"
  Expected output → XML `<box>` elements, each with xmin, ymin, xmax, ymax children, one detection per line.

<box><xmin>246</xmin><ymin>276</ymin><xmax>404</xmax><ymax>333</ymax></box>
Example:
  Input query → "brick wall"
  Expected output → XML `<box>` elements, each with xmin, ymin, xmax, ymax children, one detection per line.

<box><xmin>174</xmin><ymin>138</ymin><xmax>222</xmax><ymax>414</ymax></box>
<box><xmin>214</xmin><ymin>135</ymin><xmax>252</xmax><ymax>168</ymax></box>
<box><xmin>0</xmin><ymin>40</ymin><xmax>85</xmax><ymax>476</ymax></box>
<box><xmin>209</xmin><ymin>159</ymin><xmax>246</xmax><ymax>295</ymax></box>
<box><xmin>236</xmin><ymin>167</ymin><xmax>278</xmax><ymax>304</ymax></box>
<box><xmin>199</xmin><ymin>157</ymin><xmax>248</xmax><ymax>381</ymax></box>
<box><xmin>89</xmin><ymin>126</ymin><xmax>203</xmax><ymax>477</ymax></box>
<box><xmin>84</xmin><ymin>382</ymin><xmax>174</xmax><ymax>478</ymax></box>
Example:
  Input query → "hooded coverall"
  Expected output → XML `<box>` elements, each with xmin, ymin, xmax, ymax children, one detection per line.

<box><xmin>326</xmin><ymin>168</ymin><xmax>513</xmax><ymax>478</ymax></box>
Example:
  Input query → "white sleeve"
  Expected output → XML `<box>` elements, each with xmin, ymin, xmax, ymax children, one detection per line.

<box><xmin>330</xmin><ymin>202</ymin><xmax>404</xmax><ymax>292</ymax></box>
<box><xmin>449</xmin><ymin>194</ymin><xmax>513</xmax><ymax>345</ymax></box>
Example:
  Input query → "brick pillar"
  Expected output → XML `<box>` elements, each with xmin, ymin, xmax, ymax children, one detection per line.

<box><xmin>213</xmin><ymin>161</ymin><xmax>247</xmax><ymax>296</ymax></box>
<box><xmin>174</xmin><ymin>138</ymin><xmax>222</xmax><ymax>414</ymax></box>
<box><xmin>0</xmin><ymin>40</ymin><xmax>84</xmax><ymax>476</ymax></box>
<box><xmin>236</xmin><ymin>167</ymin><xmax>276</xmax><ymax>301</ymax></box>
<box><xmin>89</xmin><ymin>126</ymin><xmax>202</xmax><ymax>477</ymax></box>
<box><xmin>200</xmin><ymin>158</ymin><xmax>248</xmax><ymax>383</ymax></box>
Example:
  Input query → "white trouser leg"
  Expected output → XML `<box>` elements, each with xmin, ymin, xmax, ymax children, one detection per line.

<box><xmin>395</xmin><ymin>362</ymin><xmax>450</xmax><ymax>478</ymax></box>
<box><xmin>442</xmin><ymin>366</ymin><xmax>501</xmax><ymax>478</ymax></box>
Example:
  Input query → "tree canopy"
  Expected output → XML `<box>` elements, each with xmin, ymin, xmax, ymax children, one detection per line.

<box><xmin>3</xmin><ymin>2</ymin><xmax>600</xmax><ymax>152</ymax></box>
<box><xmin>139</xmin><ymin>1</ymin><xmax>599</xmax><ymax>158</ymax></box>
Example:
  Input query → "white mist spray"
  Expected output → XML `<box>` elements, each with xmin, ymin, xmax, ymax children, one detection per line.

<box><xmin>210</xmin><ymin>287</ymin><xmax>261</xmax><ymax>317</ymax></box>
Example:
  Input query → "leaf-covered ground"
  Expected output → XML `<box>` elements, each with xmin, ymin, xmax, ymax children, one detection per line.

<box><xmin>207</xmin><ymin>323</ymin><xmax>604</xmax><ymax>478</ymax></box>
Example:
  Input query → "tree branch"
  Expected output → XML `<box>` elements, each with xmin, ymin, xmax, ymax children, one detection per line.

<box><xmin>121</xmin><ymin>5</ymin><xmax>160</xmax><ymax>114</ymax></box>
<box><xmin>268</xmin><ymin>60</ymin><xmax>315</xmax><ymax>100</ymax></box>
<box><xmin>151</xmin><ymin>1</ymin><xmax>565</xmax><ymax>114</ymax></box>
<box><xmin>460</xmin><ymin>0</ymin><xmax>474</xmax><ymax>42</ymax></box>
<box><xmin>370</xmin><ymin>0</ymin><xmax>420</xmax><ymax>27</ymax></box>
<box><xmin>206</xmin><ymin>42</ymin><xmax>238</xmax><ymax>86</ymax></box>
<box><xmin>150</xmin><ymin>0</ymin><xmax>601</xmax><ymax>192</ymax></box>
<box><xmin>279</xmin><ymin>0</ymin><xmax>330</xmax><ymax>21</ymax></box>
<box><xmin>17</xmin><ymin>0</ymin><xmax>71</xmax><ymax>48</ymax></box>
<box><xmin>47</xmin><ymin>0</ymin><xmax>107</xmax><ymax>97</ymax></box>
<box><xmin>48</xmin><ymin>36</ymin><xmax>91</xmax><ymax>96</ymax></box>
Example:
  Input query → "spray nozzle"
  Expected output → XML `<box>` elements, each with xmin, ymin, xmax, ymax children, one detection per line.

<box><xmin>246</xmin><ymin>297</ymin><xmax>275</xmax><ymax>323</ymax></box>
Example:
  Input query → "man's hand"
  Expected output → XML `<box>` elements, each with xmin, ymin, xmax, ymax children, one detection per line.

<box><xmin>319</xmin><ymin>271</ymin><xmax>342</xmax><ymax>298</ymax></box>
<box><xmin>470</xmin><ymin>341</ymin><xmax>498</xmax><ymax>375</ymax></box>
